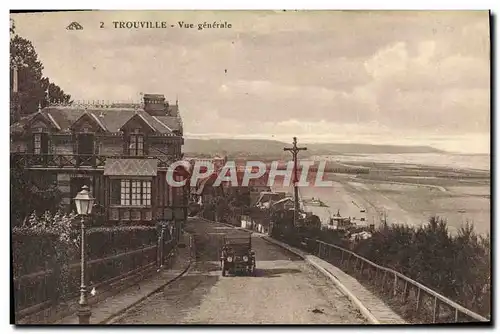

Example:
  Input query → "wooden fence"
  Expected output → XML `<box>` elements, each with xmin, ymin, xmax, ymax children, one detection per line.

<box><xmin>13</xmin><ymin>225</ymin><xmax>178</xmax><ymax>322</ymax></box>
<box><xmin>298</xmin><ymin>237</ymin><xmax>490</xmax><ymax>323</ymax></box>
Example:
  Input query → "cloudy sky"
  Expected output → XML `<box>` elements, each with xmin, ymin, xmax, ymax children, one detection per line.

<box><xmin>12</xmin><ymin>11</ymin><xmax>490</xmax><ymax>153</ymax></box>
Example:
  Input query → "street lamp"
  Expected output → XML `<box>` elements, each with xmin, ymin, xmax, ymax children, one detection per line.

<box><xmin>74</xmin><ymin>185</ymin><xmax>95</xmax><ymax>324</ymax></box>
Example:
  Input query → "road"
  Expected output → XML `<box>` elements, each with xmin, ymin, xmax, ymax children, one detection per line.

<box><xmin>111</xmin><ymin>218</ymin><xmax>366</xmax><ymax>324</ymax></box>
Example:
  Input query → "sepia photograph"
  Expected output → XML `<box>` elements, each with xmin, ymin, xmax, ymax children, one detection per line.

<box><xmin>9</xmin><ymin>9</ymin><xmax>491</xmax><ymax>325</ymax></box>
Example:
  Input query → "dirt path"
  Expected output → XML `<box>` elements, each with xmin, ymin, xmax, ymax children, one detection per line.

<box><xmin>112</xmin><ymin>218</ymin><xmax>366</xmax><ymax>324</ymax></box>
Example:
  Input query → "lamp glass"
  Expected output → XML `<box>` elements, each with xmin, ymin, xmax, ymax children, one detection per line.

<box><xmin>87</xmin><ymin>197</ymin><xmax>95</xmax><ymax>215</ymax></box>
<box><xmin>74</xmin><ymin>185</ymin><xmax>95</xmax><ymax>216</ymax></box>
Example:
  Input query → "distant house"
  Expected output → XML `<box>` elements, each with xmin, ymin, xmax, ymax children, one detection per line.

<box><xmin>10</xmin><ymin>94</ymin><xmax>190</xmax><ymax>225</ymax></box>
<box><xmin>233</xmin><ymin>165</ymin><xmax>271</xmax><ymax>194</ymax></box>
<box><xmin>271</xmin><ymin>197</ymin><xmax>295</xmax><ymax>210</ymax></box>
<box><xmin>253</xmin><ymin>191</ymin><xmax>287</xmax><ymax>207</ymax></box>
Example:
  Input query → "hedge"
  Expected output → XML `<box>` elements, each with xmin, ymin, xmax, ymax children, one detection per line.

<box><xmin>12</xmin><ymin>211</ymin><xmax>166</xmax><ymax>313</ymax></box>
<box><xmin>274</xmin><ymin>216</ymin><xmax>490</xmax><ymax>319</ymax></box>
<box><xmin>349</xmin><ymin>217</ymin><xmax>490</xmax><ymax>318</ymax></box>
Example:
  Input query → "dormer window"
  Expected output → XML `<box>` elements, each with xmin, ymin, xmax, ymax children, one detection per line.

<box><xmin>129</xmin><ymin>129</ymin><xmax>144</xmax><ymax>156</ymax></box>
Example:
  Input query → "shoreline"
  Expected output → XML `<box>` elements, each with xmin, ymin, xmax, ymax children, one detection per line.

<box><xmin>270</xmin><ymin>162</ymin><xmax>490</xmax><ymax>236</ymax></box>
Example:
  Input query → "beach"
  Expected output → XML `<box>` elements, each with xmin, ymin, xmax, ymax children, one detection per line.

<box><xmin>272</xmin><ymin>153</ymin><xmax>490</xmax><ymax>235</ymax></box>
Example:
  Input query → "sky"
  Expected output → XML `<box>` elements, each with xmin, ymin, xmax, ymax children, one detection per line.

<box><xmin>11</xmin><ymin>10</ymin><xmax>491</xmax><ymax>153</ymax></box>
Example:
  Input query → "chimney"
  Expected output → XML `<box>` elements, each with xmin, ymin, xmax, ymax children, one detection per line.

<box><xmin>143</xmin><ymin>93</ymin><xmax>168</xmax><ymax>116</ymax></box>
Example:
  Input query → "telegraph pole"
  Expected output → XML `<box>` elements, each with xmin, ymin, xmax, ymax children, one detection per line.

<box><xmin>284</xmin><ymin>137</ymin><xmax>307</xmax><ymax>227</ymax></box>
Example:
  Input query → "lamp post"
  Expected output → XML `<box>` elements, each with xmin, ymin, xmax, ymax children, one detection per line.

<box><xmin>74</xmin><ymin>185</ymin><xmax>95</xmax><ymax>324</ymax></box>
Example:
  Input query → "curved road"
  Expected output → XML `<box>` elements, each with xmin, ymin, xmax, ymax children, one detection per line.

<box><xmin>111</xmin><ymin>218</ymin><xmax>366</xmax><ymax>324</ymax></box>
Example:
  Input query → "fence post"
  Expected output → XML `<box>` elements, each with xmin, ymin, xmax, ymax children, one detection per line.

<box><xmin>157</xmin><ymin>225</ymin><xmax>164</xmax><ymax>269</ymax></box>
<box><xmin>433</xmin><ymin>296</ymin><xmax>439</xmax><ymax>323</ymax></box>
<box><xmin>402</xmin><ymin>280</ymin><xmax>408</xmax><ymax>302</ymax></box>
<box><xmin>393</xmin><ymin>273</ymin><xmax>398</xmax><ymax>296</ymax></box>
<box><xmin>416</xmin><ymin>288</ymin><xmax>422</xmax><ymax>313</ymax></box>
<box><xmin>381</xmin><ymin>270</ymin><xmax>387</xmax><ymax>290</ymax></box>
<box><xmin>455</xmin><ymin>308</ymin><xmax>459</xmax><ymax>322</ymax></box>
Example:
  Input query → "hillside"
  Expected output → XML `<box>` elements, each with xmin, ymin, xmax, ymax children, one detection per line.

<box><xmin>183</xmin><ymin>138</ymin><xmax>445</xmax><ymax>157</ymax></box>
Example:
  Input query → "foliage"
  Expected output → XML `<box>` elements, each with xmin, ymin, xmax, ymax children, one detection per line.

<box><xmin>10</xmin><ymin>18</ymin><xmax>15</xmax><ymax>35</ymax></box>
<box><xmin>228</xmin><ymin>189</ymin><xmax>251</xmax><ymax>208</ymax></box>
<box><xmin>86</xmin><ymin>225</ymin><xmax>158</xmax><ymax>259</ymax></box>
<box><xmin>13</xmin><ymin>210</ymin><xmax>79</xmax><ymax>298</ymax></box>
<box><xmin>272</xmin><ymin>214</ymin><xmax>490</xmax><ymax>318</ymax></box>
<box><xmin>13</xmin><ymin>211</ymin><xmax>162</xmax><ymax>310</ymax></box>
<box><xmin>10</xmin><ymin>157</ymin><xmax>63</xmax><ymax>227</ymax></box>
<box><xmin>10</xmin><ymin>29</ymin><xmax>72</xmax><ymax>122</ymax></box>
<box><xmin>348</xmin><ymin>217</ymin><xmax>491</xmax><ymax>318</ymax></box>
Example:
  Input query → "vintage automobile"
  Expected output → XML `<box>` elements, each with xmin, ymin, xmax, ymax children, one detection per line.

<box><xmin>220</xmin><ymin>232</ymin><xmax>256</xmax><ymax>276</ymax></box>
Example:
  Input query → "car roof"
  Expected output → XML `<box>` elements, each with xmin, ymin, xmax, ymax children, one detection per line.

<box><xmin>225</xmin><ymin>230</ymin><xmax>251</xmax><ymax>237</ymax></box>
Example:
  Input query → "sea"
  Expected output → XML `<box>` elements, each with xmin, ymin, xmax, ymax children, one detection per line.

<box><xmin>273</xmin><ymin>152</ymin><xmax>490</xmax><ymax>232</ymax></box>
<box><xmin>315</xmin><ymin>153</ymin><xmax>490</xmax><ymax>172</ymax></box>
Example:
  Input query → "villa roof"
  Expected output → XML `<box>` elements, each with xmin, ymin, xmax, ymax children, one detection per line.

<box><xmin>10</xmin><ymin>105</ymin><xmax>182</xmax><ymax>136</ymax></box>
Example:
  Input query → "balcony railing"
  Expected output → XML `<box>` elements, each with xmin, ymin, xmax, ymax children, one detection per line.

<box><xmin>11</xmin><ymin>153</ymin><xmax>175</xmax><ymax>169</ymax></box>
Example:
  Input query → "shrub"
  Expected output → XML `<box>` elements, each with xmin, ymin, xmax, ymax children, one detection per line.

<box><xmin>12</xmin><ymin>210</ymin><xmax>79</xmax><ymax>299</ymax></box>
<box><xmin>350</xmin><ymin>217</ymin><xmax>491</xmax><ymax>318</ymax></box>
<box><xmin>12</xmin><ymin>210</ymin><xmax>162</xmax><ymax>311</ymax></box>
<box><xmin>86</xmin><ymin>225</ymin><xmax>158</xmax><ymax>259</ymax></box>
<box><xmin>10</xmin><ymin>158</ymin><xmax>63</xmax><ymax>227</ymax></box>
<box><xmin>274</xmin><ymin>214</ymin><xmax>490</xmax><ymax>319</ymax></box>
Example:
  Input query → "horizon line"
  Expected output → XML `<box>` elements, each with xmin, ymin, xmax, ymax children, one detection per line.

<box><xmin>182</xmin><ymin>134</ymin><xmax>491</xmax><ymax>155</ymax></box>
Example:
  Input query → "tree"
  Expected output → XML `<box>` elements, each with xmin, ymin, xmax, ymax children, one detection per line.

<box><xmin>41</xmin><ymin>78</ymin><xmax>72</xmax><ymax>107</ymax></box>
<box><xmin>10</xmin><ymin>156</ymin><xmax>63</xmax><ymax>227</ymax></box>
<box><xmin>10</xmin><ymin>18</ymin><xmax>15</xmax><ymax>35</ymax></box>
<box><xmin>10</xmin><ymin>30</ymin><xmax>71</xmax><ymax>122</ymax></box>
